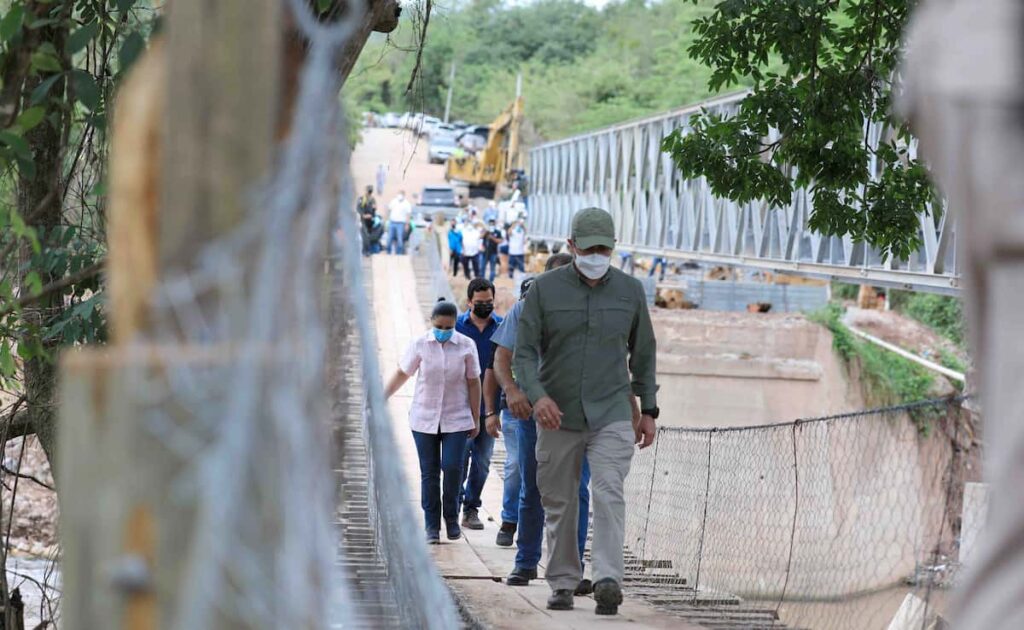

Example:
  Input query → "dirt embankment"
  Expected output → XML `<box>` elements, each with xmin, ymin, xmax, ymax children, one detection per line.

<box><xmin>844</xmin><ymin>306</ymin><xmax>968</xmax><ymax>369</ymax></box>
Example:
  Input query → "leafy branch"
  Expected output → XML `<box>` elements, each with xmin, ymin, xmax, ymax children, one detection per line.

<box><xmin>663</xmin><ymin>0</ymin><xmax>936</xmax><ymax>261</ymax></box>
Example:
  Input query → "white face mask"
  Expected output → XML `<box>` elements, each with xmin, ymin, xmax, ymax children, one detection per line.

<box><xmin>574</xmin><ymin>251</ymin><xmax>611</xmax><ymax>280</ymax></box>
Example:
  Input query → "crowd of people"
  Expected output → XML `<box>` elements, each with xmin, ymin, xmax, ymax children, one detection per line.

<box><xmin>358</xmin><ymin>186</ymin><xmax>424</xmax><ymax>256</ymax></box>
<box><xmin>358</xmin><ymin>180</ymin><xmax>528</xmax><ymax>273</ymax></box>
<box><xmin>385</xmin><ymin>207</ymin><xmax>659</xmax><ymax>616</ymax></box>
<box><xmin>447</xmin><ymin>201</ymin><xmax>528</xmax><ymax>281</ymax></box>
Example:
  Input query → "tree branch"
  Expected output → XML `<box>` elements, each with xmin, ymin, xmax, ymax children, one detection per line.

<box><xmin>0</xmin><ymin>462</ymin><xmax>53</xmax><ymax>491</ymax></box>
<box><xmin>0</xmin><ymin>259</ymin><xmax>104</xmax><ymax>320</ymax></box>
<box><xmin>0</xmin><ymin>408</ymin><xmax>34</xmax><ymax>442</ymax></box>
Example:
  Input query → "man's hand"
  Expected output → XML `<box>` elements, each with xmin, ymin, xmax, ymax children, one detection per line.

<box><xmin>634</xmin><ymin>414</ymin><xmax>656</xmax><ymax>449</ymax></box>
<box><xmin>469</xmin><ymin>421</ymin><xmax>480</xmax><ymax>439</ymax></box>
<box><xmin>485</xmin><ymin>413</ymin><xmax>501</xmax><ymax>438</ymax></box>
<box><xmin>533</xmin><ymin>396</ymin><xmax>563</xmax><ymax>430</ymax></box>
<box><xmin>506</xmin><ymin>385</ymin><xmax>533</xmax><ymax>420</ymax></box>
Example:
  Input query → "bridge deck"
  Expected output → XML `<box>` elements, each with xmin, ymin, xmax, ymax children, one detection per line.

<box><xmin>368</xmin><ymin>250</ymin><xmax>808</xmax><ymax>629</ymax></box>
<box><xmin>369</xmin><ymin>253</ymin><xmax>706</xmax><ymax>629</ymax></box>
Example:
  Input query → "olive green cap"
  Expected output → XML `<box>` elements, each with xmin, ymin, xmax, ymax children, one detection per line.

<box><xmin>571</xmin><ymin>207</ymin><xmax>616</xmax><ymax>250</ymax></box>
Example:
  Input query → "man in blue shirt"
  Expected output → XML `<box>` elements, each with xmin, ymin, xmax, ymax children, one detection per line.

<box><xmin>483</xmin><ymin>201</ymin><xmax>499</xmax><ymax>225</ymax></box>
<box><xmin>457</xmin><ymin>278</ymin><xmax>503</xmax><ymax>530</ymax></box>
<box><xmin>447</xmin><ymin>219</ymin><xmax>466</xmax><ymax>278</ymax></box>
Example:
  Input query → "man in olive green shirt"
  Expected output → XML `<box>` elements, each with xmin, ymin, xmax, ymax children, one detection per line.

<box><xmin>514</xmin><ymin>207</ymin><xmax>658</xmax><ymax>615</ymax></box>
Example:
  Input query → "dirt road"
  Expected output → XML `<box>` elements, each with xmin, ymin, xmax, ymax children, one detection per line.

<box><xmin>350</xmin><ymin>127</ymin><xmax>447</xmax><ymax>214</ymax></box>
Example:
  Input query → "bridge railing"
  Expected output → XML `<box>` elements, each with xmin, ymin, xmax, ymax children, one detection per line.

<box><xmin>623</xmin><ymin>396</ymin><xmax>978</xmax><ymax>630</ymax></box>
<box><xmin>527</xmin><ymin>92</ymin><xmax>961</xmax><ymax>295</ymax></box>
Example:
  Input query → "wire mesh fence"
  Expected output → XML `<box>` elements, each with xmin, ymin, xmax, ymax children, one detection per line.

<box><xmin>623</xmin><ymin>396</ymin><xmax>976</xmax><ymax>630</ymax></box>
<box><xmin>329</xmin><ymin>164</ymin><xmax>460</xmax><ymax>628</ymax></box>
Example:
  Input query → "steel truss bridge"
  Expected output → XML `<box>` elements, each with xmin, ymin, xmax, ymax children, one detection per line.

<box><xmin>527</xmin><ymin>92</ymin><xmax>961</xmax><ymax>295</ymax></box>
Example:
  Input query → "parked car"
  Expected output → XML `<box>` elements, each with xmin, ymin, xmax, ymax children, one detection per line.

<box><xmin>416</xmin><ymin>185</ymin><xmax>460</xmax><ymax>221</ymax></box>
<box><xmin>428</xmin><ymin>135</ymin><xmax>457</xmax><ymax>164</ymax></box>
<box><xmin>431</xmin><ymin>123</ymin><xmax>458</xmax><ymax>139</ymax></box>
<box><xmin>418</xmin><ymin>115</ymin><xmax>441</xmax><ymax>137</ymax></box>
<box><xmin>398</xmin><ymin>112</ymin><xmax>415</xmax><ymax>129</ymax></box>
<box><xmin>380</xmin><ymin>112</ymin><xmax>401</xmax><ymax>128</ymax></box>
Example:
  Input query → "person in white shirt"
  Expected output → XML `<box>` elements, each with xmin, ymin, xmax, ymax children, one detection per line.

<box><xmin>387</xmin><ymin>191</ymin><xmax>412</xmax><ymax>255</ymax></box>
<box><xmin>507</xmin><ymin>219</ymin><xmax>527</xmax><ymax>277</ymax></box>
<box><xmin>460</xmin><ymin>221</ymin><xmax>484</xmax><ymax>278</ymax></box>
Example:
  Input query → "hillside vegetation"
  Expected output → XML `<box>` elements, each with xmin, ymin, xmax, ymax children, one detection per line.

<box><xmin>345</xmin><ymin>0</ymin><xmax>730</xmax><ymax>141</ymax></box>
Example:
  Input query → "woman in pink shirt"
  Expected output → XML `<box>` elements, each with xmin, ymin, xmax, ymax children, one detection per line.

<box><xmin>385</xmin><ymin>298</ymin><xmax>482</xmax><ymax>543</ymax></box>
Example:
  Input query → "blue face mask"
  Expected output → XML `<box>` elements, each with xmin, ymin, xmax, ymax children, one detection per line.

<box><xmin>433</xmin><ymin>328</ymin><xmax>454</xmax><ymax>343</ymax></box>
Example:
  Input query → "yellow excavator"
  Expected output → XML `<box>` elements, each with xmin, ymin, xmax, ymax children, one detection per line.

<box><xmin>445</xmin><ymin>95</ymin><xmax>524</xmax><ymax>199</ymax></box>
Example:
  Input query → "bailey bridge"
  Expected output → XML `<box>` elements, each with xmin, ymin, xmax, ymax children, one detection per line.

<box><xmin>527</xmin><ymin>91</ymin><xmax>961</xmax><ymax>296</ymax></box>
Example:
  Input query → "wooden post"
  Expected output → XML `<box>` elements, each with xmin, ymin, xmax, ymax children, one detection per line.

<box><xmin>60</xmin><ymin>1</ymin><xmax>293</xmax><ymax>628</ymax></box>
<box><xmin>60</xmin><ymin>0</ymin><xmax>408</xmax><ymax>626</ymax></box>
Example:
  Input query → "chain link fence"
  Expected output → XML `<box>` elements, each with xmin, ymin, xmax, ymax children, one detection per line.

<box><xmin>329</xmin><ymin>191</ymin><xmax>460</xmax><ymax>628</ymax></box>
<box><xmin>623</xmin><ymin>397</ymin><xmax>977</xmax><ymax>629</ymax></box>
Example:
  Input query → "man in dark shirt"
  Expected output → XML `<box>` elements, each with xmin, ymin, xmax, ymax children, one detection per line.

<box><xmin>456</xmin><ymin>278</ymin><xmax>503</xmax><ymax>530</ymax></box>
<box><xmin>483</xmin><ymin>219</ymin><xmax>504</xmax><ymax>282</ymax></box>
<box><xmin>357</xmin><ymin>186</ymin><xmax>378</xmax><ymax>256</ymax></box>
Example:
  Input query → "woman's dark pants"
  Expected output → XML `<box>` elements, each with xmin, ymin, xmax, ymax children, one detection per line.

<box><xmin>412</xmin><ymin>429</ymin><xmax>470</xmax><ymax>533</ymax></box>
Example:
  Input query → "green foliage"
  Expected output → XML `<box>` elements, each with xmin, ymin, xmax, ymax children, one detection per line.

<box><xmin>936</xmin><ymin>347</ymin><xmax>965</xmax><ymax>374</ymax></box>
<box><xmin>808</xmin><ymin>303</ymin><xmax>856</xmax><ymax>362</ymax></box>
<box><xmin>345</xmin><ymin>0</ymin><xmax>722</xmax><ymax>140</ymax></box>
<box><xmin>0</xmin><ymin>1</ymin><xmax>158</xmax><ymax>388</ymax></box>
<box><xmin>831</xmin><ymin>281</ymin><xmax>859</xmax><ymax>300</ymax></box>
<box><xmin>662</xmin><ymin>0</ymin><xmax>938</xmax><ymax>263</ymax></box>
<box><xmin>890</xmin><ymin>291</ymin><xmax>965</xmax><ymax>347</ymax></box>
<box><xmin>809</xmin><ymin>303</ymin><xmax>937</xmax><ymax>432</ymax></box>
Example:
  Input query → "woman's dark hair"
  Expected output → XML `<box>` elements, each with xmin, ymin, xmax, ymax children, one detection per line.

<box><xmin>467</xmin><ymin>277</ymin><xmax>495</xmax><ymax>300</ymax></box>
<box><xmin>432</xmin><ymin>297</ymin><xmax>458</xmax><ymax>319</ymax></box>
<box><xmin>546</xmin><ymin>253</ymin><xmax>573</xmax><ymax>271</ymax></box>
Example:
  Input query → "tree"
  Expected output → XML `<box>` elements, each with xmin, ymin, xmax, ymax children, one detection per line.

<box><xmin>1</xmin><ymin>0</ymin><xmax>154</xmax><ymax>467</ymax></box>
<box><xmin>661</xmin><ymin>0</ymin><xmax>936</xmax><ymax>262</ymax></box>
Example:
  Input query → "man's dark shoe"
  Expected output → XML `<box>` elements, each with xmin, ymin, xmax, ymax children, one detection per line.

<box><xmin>462</xmin><ymin>509</ymin><xmax>484</xmax><ymax>530</ymax></box>
<box><xmin>445</xmin><ymin>520</ymin><xmax>462</xmax><ymax>541</ymax></box>
<box><xmin>496</xmin><ymin>522</ymin><xmax>516</xmax><ymax>547</ymax></box>
<box><xmin>426</xmin><ymin>530</ymin><xmax>441</xmax><ymax>545</ymax></box>
<box><xmin>505</xmin><ymin>566</ymin><xmax>538</xmax><ymax>586</ymax></box>
<box><xmin>546</xmin><ymin>590</ymin><xmax>574</xmax><ymax>611</ymax></box>
<box><xmin>593</xmin><ymin>578</ymin><xmax>623</xmax><ymax>615</ymax></box>
<box><xmin>574</xmin><ymin>579</ymin><xmax>594</xmax><ymax>596</ymax></box>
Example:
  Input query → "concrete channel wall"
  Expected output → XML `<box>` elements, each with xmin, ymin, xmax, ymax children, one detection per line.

<box><xmin>651</xmin><ymin>311</ymin><xmax>864</xmax><ymax>428</ymax></box>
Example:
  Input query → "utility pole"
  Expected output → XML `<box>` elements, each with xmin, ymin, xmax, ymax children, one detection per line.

<box><xmin>443</xmin><ymin>61</ymin><xmax>456</xmax><ymax>123</ymax></box>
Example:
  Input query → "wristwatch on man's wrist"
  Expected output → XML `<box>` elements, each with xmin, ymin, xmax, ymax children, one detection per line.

<box><xmin>641</xmin><ymin>407</ymin><xmax>660</xmax><ymax>420</ymax></box>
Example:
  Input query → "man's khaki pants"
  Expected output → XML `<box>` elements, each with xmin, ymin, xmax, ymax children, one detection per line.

<box><xmin>536</xmin><ymin>420</ymin><xmax>635</xmax><ymax>591</ymax></box>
